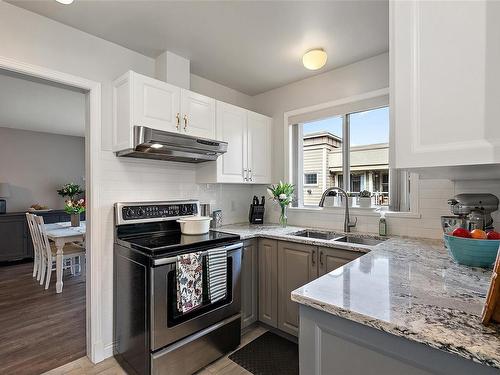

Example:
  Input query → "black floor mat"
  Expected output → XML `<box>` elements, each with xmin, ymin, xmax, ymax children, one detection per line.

<box><xmin>229</xmin><ymin>331</ymin><xmax>299</xmax><ymax>375</ymax></box>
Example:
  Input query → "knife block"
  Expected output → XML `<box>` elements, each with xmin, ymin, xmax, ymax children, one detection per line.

<box><xmin>249</xmin><ymin>204</ymin><xmax>265</xmax><ymax>224</ymax></box>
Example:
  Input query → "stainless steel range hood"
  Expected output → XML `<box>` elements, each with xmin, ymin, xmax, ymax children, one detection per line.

<box><xmin>116</xmin><ymin>126</ymin><xmax>227</xmax><ymax>163</ymax></box>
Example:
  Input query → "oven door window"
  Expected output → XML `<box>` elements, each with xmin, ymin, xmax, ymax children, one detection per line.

<box><xmin>166</xmin><ymin>255</ymin><xmax>233</xmax><ymax>327</ymax></box>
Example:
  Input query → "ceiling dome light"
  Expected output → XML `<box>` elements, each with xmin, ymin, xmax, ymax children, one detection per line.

<box><xmin>302</xmin><ymin>49</ymin><xmax>328</xmax><ymax>70</ymax></box>
<box><xmin>56</xmin><ymin>0</ymin><xmax>74</xmax><ymax>4</ymax></box>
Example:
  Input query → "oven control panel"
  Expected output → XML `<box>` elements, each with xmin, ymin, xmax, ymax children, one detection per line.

<box><xmin>116</xmin><ymin>201</ymin><xmax>200</xmax><ymax>224</ymax></box>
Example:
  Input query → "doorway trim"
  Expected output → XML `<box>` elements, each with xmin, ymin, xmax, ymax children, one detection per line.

<box><xmin>0</xmin><ymin>56</ymin><xmax>103</xmax><ymax>363</ymax></box>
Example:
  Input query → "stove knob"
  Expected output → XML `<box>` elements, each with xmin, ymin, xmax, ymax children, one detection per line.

<box><xmin>181</xmin><ymin>205</ymin><xmax>188</xmax><ymax>214</ymax></box>
<box><xmin>137</xmin><ymin>208</ymin><xmax>144</xmax><ymax>217</ymax></box>
<box><xmin>125</xmin><ymin>208</ymin><xmax>134</xmax><ymax>218</ymax></box>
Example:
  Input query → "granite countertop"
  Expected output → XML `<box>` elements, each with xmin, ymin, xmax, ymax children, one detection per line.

<box><xmin>216</xmin><ymin>223</ymin><xmax>500</xmax><ymax>369</ymax></box>
<box><xmin>291</xmin><ymin>236</ymin><xmax>500</xmax><ymax>369</ymax></box>
<box><xmin>216</xmin><ymin>223</ymin><xmax>379</xmax><ymax>253</ymax></box>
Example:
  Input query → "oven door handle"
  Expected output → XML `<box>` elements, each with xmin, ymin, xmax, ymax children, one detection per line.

<box><xmin>152</xmin><ymin>242</ymin><xmax>243</xmax><ymax>266</ymax></box>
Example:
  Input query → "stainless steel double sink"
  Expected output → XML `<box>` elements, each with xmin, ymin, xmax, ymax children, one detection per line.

<box><xmin>291</xmin><ymin>229</ymin><xmax>386</xmax><ymax>246</ymax></box>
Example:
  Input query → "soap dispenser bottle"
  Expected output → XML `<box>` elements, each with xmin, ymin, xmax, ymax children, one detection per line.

<box><xmin>379</xmin><ymin>212</ymin><xmax>387</xmax><ymax>236</ymax></box>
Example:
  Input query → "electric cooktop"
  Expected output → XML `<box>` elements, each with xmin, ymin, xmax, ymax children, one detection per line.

<box><xmin>119</xmin><ymin>230</ymin><xmax>240</xmax><ymax>257</ymax></box>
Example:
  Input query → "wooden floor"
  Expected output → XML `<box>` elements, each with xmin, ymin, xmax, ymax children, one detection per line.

<box><xmin>0</xmin><ymin>261</ymin><xmax>86</xmax><ymax>375</ymax></box>
<box><xmin>44</xmin><ymin>324</ymin><xmax>268</xmax><ymax>375</ymax></box>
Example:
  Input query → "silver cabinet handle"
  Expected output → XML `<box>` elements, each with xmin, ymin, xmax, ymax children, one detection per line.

<box><xmin>312</xmin><ymin>249</ymin><xmax>316</xmax><ymax>266</ymax></box>
<box><xmin>243</xmin><ymin>168</ymin><xmax>248</xmax><ymax>181</ymax></box>
<box><xmin>320</xmin><ymin>250</ymin><xmax>324</xmax><ymax>266</ymax></box>
<box><xmin>183</xmin><ymin>115</ymin><xmax>188</xmax><ymax>131</ymax></box>
<box><xmin>248</xmin><ymin>169</ymin><xmax>253</xmax><ymax>182</ymax></box>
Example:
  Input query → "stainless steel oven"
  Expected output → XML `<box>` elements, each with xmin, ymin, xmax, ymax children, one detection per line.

<box><xmin>113</xmin><ymin>200</ymin><xmax>242</xmax><ymax>375</ymax></box>
<box><xmin>151</xmin><ymin>243</ymin><xmax>242</xmax><ymax>350</ymax></box>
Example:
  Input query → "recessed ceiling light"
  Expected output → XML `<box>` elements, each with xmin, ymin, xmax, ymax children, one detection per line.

<box><xmin>56</xmin><ymin>0</ymin><xmax>74</xmax><ymax>4</ymax></box>
<box><xmin>302</xmin><ymin>49</ymin><xmax>328</xmax><ymax>70</ymax></box>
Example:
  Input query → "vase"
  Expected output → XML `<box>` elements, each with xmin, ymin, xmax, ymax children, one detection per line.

<box><xmin>71</xmin><ymin>213</ymin><xmax>80</xmax><ymax>227</ymax></box>
<box><xmin>279</xmin><ymin>205</ymin><xmax>288</xmax><ymax>227</ymax></box>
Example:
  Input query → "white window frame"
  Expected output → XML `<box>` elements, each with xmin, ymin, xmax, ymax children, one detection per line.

<box><xmin>283</xmin><ymin>88</ymin><xmax>421</xmax><ymax>218</ymax></box>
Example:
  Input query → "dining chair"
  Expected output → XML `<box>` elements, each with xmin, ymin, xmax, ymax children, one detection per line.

<box><xmin>26</xmin><ymin>213</ymin><xmax>42</xmax><ymax>280</ymax></box>
<box><xmin>34</xmin><ymin>215</ymin><xmax>86</xmax><ymax>290</ymax></box>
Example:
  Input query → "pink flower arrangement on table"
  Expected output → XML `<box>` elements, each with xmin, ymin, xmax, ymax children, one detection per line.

<box><xmin>64</xmin><ymin>198</ymin><xmax>85</xmax><ymax>215</ymax></box>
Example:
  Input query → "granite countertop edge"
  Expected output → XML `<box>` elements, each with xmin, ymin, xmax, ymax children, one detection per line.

<box><xmin>290</xmin><ymin>293</ymin><xmax>500</xmax><ymax>369</ymax></box>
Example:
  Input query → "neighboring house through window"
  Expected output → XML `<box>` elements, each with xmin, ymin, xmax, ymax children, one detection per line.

<box><xmin>290</xmin><ymin>99</ymin><xmax>398</xmax><ymax>208</ymax></box>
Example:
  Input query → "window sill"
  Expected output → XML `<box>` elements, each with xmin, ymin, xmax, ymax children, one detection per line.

<box><xmin>287</xmin><ymin>206</ymin><xmax>421</xmax><ymax>219</ymax></box>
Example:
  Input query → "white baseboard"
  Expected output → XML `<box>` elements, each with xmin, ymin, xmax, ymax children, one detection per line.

<box><xmin>103</xmin><ymin>341</ymin><xmax>115</xmax><ymax>360</ymax></box>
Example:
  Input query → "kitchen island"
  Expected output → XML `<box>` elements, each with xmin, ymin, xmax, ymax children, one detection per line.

<box><xmin>292</xmin><ymin>236</ymin><xmax>500</xmax><ymax>374</ymax></box>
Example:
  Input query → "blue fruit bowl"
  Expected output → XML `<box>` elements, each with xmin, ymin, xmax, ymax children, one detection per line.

<box><xmin>443</xmin><ymin>234</ymin><xmax>500</xmax><ymax>268</ymax></box>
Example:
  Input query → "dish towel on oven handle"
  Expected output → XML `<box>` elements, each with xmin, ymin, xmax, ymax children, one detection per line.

<box><xmin>176</xmin><ymin>252</ymin><xmax>203</xmax><ymax>313</ymax></box>
<box><xmin>207</xmin><ymin>247</ymin><xmax>227</xmax><ymax>303</ymax></box>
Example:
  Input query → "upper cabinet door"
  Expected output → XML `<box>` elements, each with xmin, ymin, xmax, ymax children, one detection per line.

<box><xmin>215</xmin><ymin>101</ymin><xmax>247</xmax><ymax>183</ymax></box>
<box><xmin>247</xmin><ymin>111</ymin><xmax>272</xmax><ymax>184</ymax></box>
<box><xmin>181</xmin><ymin>89</ymin><xmax>216</xmax><ymax>139</ymax></box>
<box><xmin>133</xmin><ymin>72</ymin><xmax>180</xmax><ymax>133</ymax></box>
<box><xmin>391</xmin><ymin>1</ymin><xmax>500</xmax><ymax>169</ymax></box>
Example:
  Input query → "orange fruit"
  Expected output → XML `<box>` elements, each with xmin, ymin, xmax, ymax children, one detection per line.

<box><xmin>470</xmin><ymin>229</ymin><xmax>487</xmax><ymax>239</ymax></box>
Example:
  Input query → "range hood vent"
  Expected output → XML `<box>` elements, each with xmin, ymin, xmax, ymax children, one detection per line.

<box><xmin>116</xmin><ymin>126</ymin><xmax>227</xmax><ymax>163</ymax></box>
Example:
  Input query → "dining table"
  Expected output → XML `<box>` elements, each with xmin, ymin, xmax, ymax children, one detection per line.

<box><xmin>44</xmin><ymin>221</ymin><xmax>86</xmax><ymax>293</ymax></box>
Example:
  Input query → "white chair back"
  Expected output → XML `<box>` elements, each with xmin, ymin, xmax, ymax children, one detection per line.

<box><xmin>26</xmin><ymin>213</ymin><xmax>43</xmax><ymax>279</ymax></box>
<box><xmin>34</xmin><ymin>215</ymin><xmax>52</xmax><ymax>261</ymax></box>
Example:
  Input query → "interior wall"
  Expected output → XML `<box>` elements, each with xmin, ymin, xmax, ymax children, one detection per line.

<box><xmin>0</xmin><ymin>1</ymin><xmax>256</xmax><ymax>361</ymax></box>
<box><xmin>251</xmin><ymin>53</ymin><xmax>391</xmax><ymax>228</ymax></box>
<box><xmin>0</xmin><ymin>127</ymin><xmax>85</xmax><ymax>212</ymax></box>
<box><xmin>252</xmin><ymin>52</ymin><xmax>390</xmax><ymax>182</ymax></box>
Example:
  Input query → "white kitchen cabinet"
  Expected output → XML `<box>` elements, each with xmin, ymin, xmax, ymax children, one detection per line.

<box><xmin>112</xmin><ymin>71</ymin><xmax>215</xmax><ymax>151</ymax></box>
<box><xmin>215</xmin><ymin>101</ymin><xmax>248</xmax><ymax>183</ymax></box>
<box><xmin>113</xmin><ymin>71</ymin><xmax>180</xmax><ymax>151</ymax></box>
<box><xmin>247</xmin><ymin>111</ymin><xmax>272</xmax><ymax>184</ymax></box>
<box><xmin>391</xmin><ymin>1</ymin><xmax>500</xmax><ymax>169</ymax></box>
<box><xmin>180</xmin><ymin>89</ymin><xmax>215</xmax><ymax>139</ymax></box>
<box><xmin>197</xmin><ymin>101</ymin><xmax>272</xmax><ymax>184</ymax></box>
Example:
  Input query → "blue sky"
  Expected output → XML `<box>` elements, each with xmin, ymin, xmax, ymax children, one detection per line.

<box><xmin>303</xmin><ymin>106</ymin><xmax>389</xmax><ymax>146</ymax></box>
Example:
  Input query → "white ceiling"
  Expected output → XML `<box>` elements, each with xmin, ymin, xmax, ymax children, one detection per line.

<box><xmin>0</xmin><ymin>70</ymin><xmax>86</xmax><ymax>137</ymax></box>
<box><xmin>7</xmin><ymin>0</ymin><xmax>389</xmax><ymax>95</ymax></box>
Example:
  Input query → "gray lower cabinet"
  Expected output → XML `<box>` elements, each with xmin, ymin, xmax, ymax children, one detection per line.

<box><xmin>256</xmin><ymin>239</ymin><xmax>363</xmax><ymax>337</ymax></box>
<box><xmin>0</xmin><ymin>215</ymin><xmax>28</xmax><ymax>262</ymax></box>
<box><xmin>258</xmin><ymin>238</ymin><xmax>278</xmax><ymax>327</ymax></box>
<box><xmin>241</xmin><ymin>239</ymin><xmax>258</xmax><ymax>329</ymax></box>
<box><xmin>318</xmin><ymin>246</ymin><xmax>362</xmax><ymax>276</ymax></box>
<box><xmin>277</xmin><ymin>241</ymin><xmax>318</xmax><ymax>336</ymax></box>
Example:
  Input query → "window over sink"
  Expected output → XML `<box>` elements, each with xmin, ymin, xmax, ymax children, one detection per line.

<box><xmin>288</xmin><ymin>93</ymin><xmax>412</xmax><ymax>211</ymax></box>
